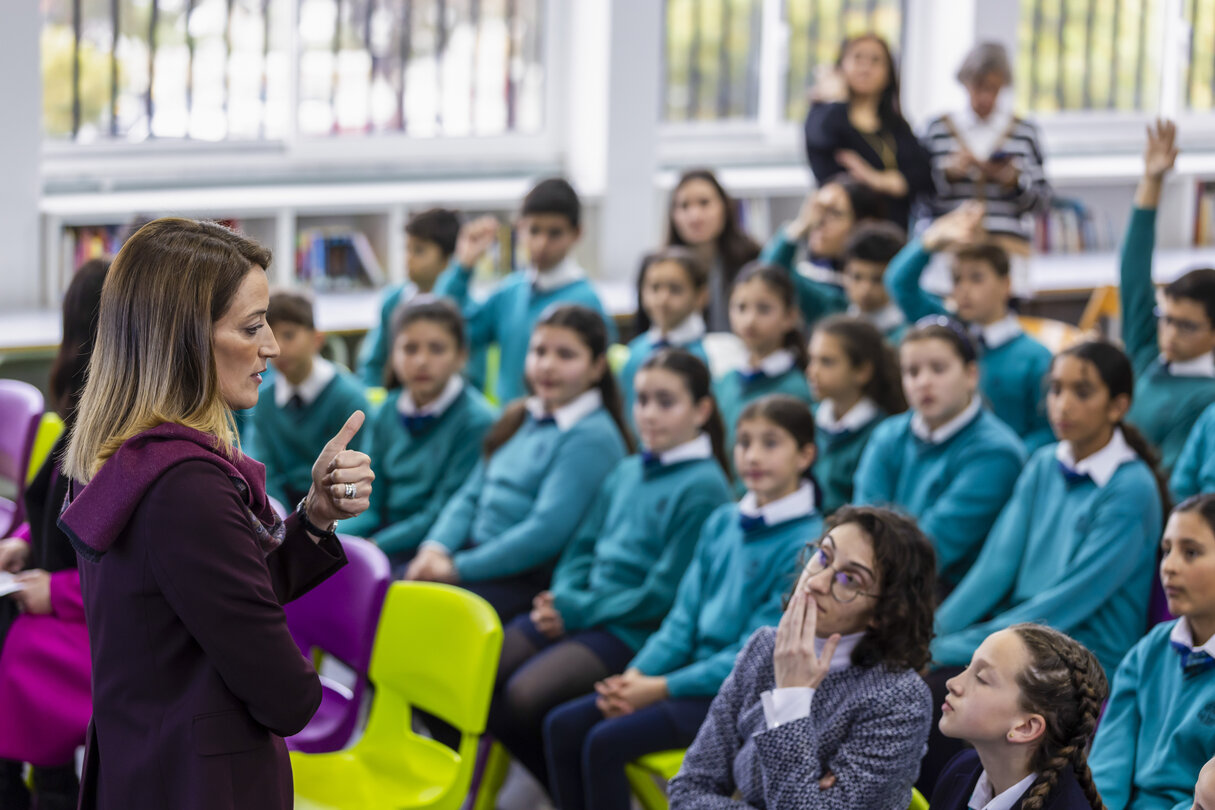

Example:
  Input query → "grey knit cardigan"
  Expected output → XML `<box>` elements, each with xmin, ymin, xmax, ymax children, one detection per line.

<box><xmin>669</xmin><ymin>626</ymin><xmax>932</xmax><ymax>809</ymax></box>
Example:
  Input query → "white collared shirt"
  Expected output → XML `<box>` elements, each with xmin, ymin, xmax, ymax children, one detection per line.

<box><xmin>972</xmin><ymin>314</ymin><xmax>1023</xmax><ymax>351</ymax></box>
<box><xmin>1055</xmin><ymin>428</ymin><xmax>1138</xmax><ymax>488</ymax></box>
<box><xmin>1165</xmin><ymin>351</ymin><xmax>1215</xmax><ymax>378</ymax></box>
<box><xmin>760</xmin><ymin>631</ymin><xmax>865</xmax><ymax>729</ymax></box>
<box><xmin>738</xmin><ymin>480</ymin><xmax>817</xmax><ymax>525</ymax></box>
<box><xmin>952</xmin><ymin>104</ymin><xmax>1016</xmax><ymax>161</ymax></box>
<box><xmin>527</xmin><ymin>256</ymin><xmax>586</xmax><ymax>293</ymax></box>
<box><xmin>274</xmin><ymin>356</ymin><xmax>337</xmax><ymax>408</ymax></box>
<box><xmin>1170</xmin><ymin>617</ymin><xmax>1215</xmax><ymax>656</ymax></box>
<box><xmin>652</xmin><ymin>433</ymin><xmax>713</xmax><ymax>465</ymax></box>
<box><xmin>398</xmin><ymin>375</ymin><xmax>464</xmax><ymax>418</ymax></box>
<box><xmin>524</xmin><ymin>388</ymin><xmax>603</xmax><ymax>432</ymax></box>
<box><xmin>816</xmin><ymin>397</ymin><xmax>880</xmax><ymax>435</ymax></box>
<box><xmin>647</xmin><ymin>312</ymin><xmax>707</xmax><ymax>347</ymax></box>
<box><xmin>850</xmin><ymin>301</ymin><xmax>906</xmax><ymax>334</ymax></box>
<box><xmin>911</xmin><ymin>395</ymin><xmax>982</xmax><ymax>445</ymax></box>
<box><xmin>967</xmin><ymin>770</ymin><xmax>1039</xmax><ymax>810</ymax></box>
<box><xmin>743</xmin><ymin>348</ymin><xmax>797</xmax><ymax>378</ymax></box>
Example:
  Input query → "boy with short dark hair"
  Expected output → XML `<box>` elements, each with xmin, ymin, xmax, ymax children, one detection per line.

<box><xmin>254</xmin><ymin>289</ymin><xmax>369</xmax><ymax>508</ymax></box>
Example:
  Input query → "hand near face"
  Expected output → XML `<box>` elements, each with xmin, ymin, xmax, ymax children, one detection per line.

<box><xmin>773</xmin><ymin>589</ymin><xmax>840</xmax><ymax>689</ymax></box>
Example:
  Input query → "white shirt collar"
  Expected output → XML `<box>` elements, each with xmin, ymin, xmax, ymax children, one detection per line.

<box><xmin>971</xmin><ymin>314</ymin><xmax>1023</xmax><ymax>351</ymax></box>
<box><xmin>1054</xmin><ymin>428</ymin><xmax>1138</xmax><ymax>488</ymax></box>
<box><xmin>952</xmin><ymin>106</ymin><xmax>1015</xmax><ymax>161</ymax></box>
<box><xmin>274</xmin><ymin>356</ymin><xmax>337</xmax><ymax>408</ymax></box>
<box><xmin>816</xmin><ymin>397</ymin><xmax>881</xmax><ymax>435</ymax></box>
<box><xmin>849</xmin><ymin>301</ymin><xmax>906</xmax><ymax>334</ymax></box>
<box><xmin>818</xmin><ymin>631</ymin><xmax>865</xmax><ymax>674</ymax></box>
<box><xmin>968</xmin><ymin>770</ymin><xmax>1039</xmax><ymax>810</ymax></box>
<box><xmin>526</xmin><ymin>256</ymin><xmax>585</xmax><ymax>293</ymax></box>
<box><xmin>525</xmin><ymin>387</ymin><xmax>603</xmax><ymax>431</ymax></box>
<box><xmin>911</xmin><ymin>395</ymin><xmax>982</xmax><ymax>445</ymax></box>
<box><xmin>652</xmin><ymin>432</ymin><xmax>714</xmax><ymax>465</ymax></box>
<box><xmin>1166</xmin><ymin>352</ymin><xmax>1215</xmax><ymax>378</ymax></box>
<box><xmin>646</xmin><ymin>312</ymin><xmax>707</xmax><ymax>347</ymax></box>
<box><xmin>743</xmin><ymin>348</ymin><xmax>797</xmax><ymax>378</ymax></box>
<box><xmin>397</xmin><ymin>375</ymin><xmax>464</xmax><ymax>418</ymax></box>
<box><xmin>739</xmin><ymin>481</ymin><xmax>817</xmax><ymax>525</ymax></box>
<box><xmin>1169</xmin><ymin>617</ymin><xmax>1215</xmax><ymax>657</ymax></box>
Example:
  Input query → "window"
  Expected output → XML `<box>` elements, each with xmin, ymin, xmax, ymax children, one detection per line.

<box><xmin>40</xmin><ymin>0</ymin><xmax>546</xmax><ymax>144</ymax></box>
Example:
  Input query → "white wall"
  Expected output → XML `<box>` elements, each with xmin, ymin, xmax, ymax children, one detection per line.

<box><xmin>0</xmin><ymin>2</ymin><xmax>43</xmax><ymax>310</ymax></box>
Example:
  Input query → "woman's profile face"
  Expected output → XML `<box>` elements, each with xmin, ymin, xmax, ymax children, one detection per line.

<box><xmin>213</xmin><ymin>268</ymin><xmax>279</xmax><ymax>411</ymax></box>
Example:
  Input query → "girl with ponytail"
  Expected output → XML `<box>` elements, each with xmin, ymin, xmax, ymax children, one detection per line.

<box><xmin>482</xmin><ymin>349</ymin><xmax>733</xmax><ymax>785</ymax></box>
<box><xmin>933</xmin><ymin>624</ymin><xmax>1108</xmax><ymax>810</ymax></box>
<box><xmin>920</xmin><ymin>340</ymin><xmax>1164</xmax><ymax>794</ymax></box>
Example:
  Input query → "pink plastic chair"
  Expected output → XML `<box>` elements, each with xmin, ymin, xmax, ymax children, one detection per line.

<box><xmin>285</xmin><ymin>534</ymin><xmax>391</xmax><ymax>753</ymax></box>
<box><xmin>0</xmin><ymin>381</ymin><xmax>45</xmax><ymax>537</ymax></box>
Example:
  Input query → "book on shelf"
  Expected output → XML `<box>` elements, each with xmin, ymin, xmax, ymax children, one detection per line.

<box><xmin>296</xmin><ymin>229</ymin><xmax>386</xmax><ymax>289</ymax></box>
<box><xmin>1034</xmin><ymin>198</ymin><xmax>1113</xmax><ymax>254</ymax></box>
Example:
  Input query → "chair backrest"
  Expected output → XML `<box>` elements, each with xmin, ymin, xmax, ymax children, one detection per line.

<box><xmin>284</xmin><ymin>535</ymin><xmax>391</xmax><ymax>672</ymax></box>
<box><xmin>26</xmin><ymin>412</ymin><xmax>65</xmax><ymax>484</ymax></box>
<box><xmin>367</xmin><ymin>582</ymin><xmax>502</xmax><ymax>734</ymax></box>
<box><xmin>0</xmin><ymin>381</ymin><xmax>46</xmax><ymax>524</ymax></box>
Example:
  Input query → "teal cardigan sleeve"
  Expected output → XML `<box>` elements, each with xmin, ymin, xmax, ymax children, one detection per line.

<box><xmin>760</xmin><ymin>227</ymin><xmax>849</xmax><ymax>327</ymax></box>
<box><xmin>1089</xmin><ymin>636</ymin><xmax>1146</xmax><ymax>810</ymax></box>
<box><xmin>1119</xmin><ymin>208</ymin><xmax>1160</xmax><ymax>377</ymax></box>
<box><xmin>549</xmin><ymin>474</ymin><xmax>615</xmax><ymax>607</ymax></box>
<box><xmin>356</xmin><ymin>285</ymin><xmax>404</xmax><ymax>387</ymax></box>
<box><xmin>434</xmin><ymin>261</ymin><xmax>496</xmax><ymax>349</ymax></box>
<box><xmin>1171</xmin><ymin>405</ymin><xmax>1214</xmax><ymax>502</ymax></box>
<box><xmin>425</xmin><ymin>459</ymin><xmax>487</xmax><ymax>553</ymax></box>
<box><xmin>629</xmin><ymin>539</ymin><xmax>706</xmax><ymax>681</ymax></box>
<box><xmin>933</xmin><ymin>474</ymin><xmax>1157</xmax><ymax>666</ymax></box>
<box><xmin>452</xmin><ymin>430</ymin><xmax>624</xmax><ymax>582</ymax></box>
<box><xmin>851</xmin><ymin>421</ymin><xmax>900</xmax><ymax>507</ymax></box>
<box><xmin>556</xmin><ymin>486</ymin><xmax>728</xmax><ymax>634</ymax></box>
<box><xmin>885</xmin><ymin>238</ymin><xmax>947</xmax><ymax>323</ymax></box>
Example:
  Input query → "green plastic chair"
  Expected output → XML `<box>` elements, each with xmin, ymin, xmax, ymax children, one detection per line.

<box><xmin>25</xmin><ymin>412</ymin><xmax>64</xmax><ymax>484</ymax></box>
<box><xmin>624</xmin><ymin>748</ymin><xmax>930</xmax><ymax>810</ymax></box>
<box><xmin>291</xmin><ymin>582</ymin><xmax>503</xmax><ymax>810</ymax></box>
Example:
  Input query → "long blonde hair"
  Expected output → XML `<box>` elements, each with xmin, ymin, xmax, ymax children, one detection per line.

<box><xmin>63</xmin><ymin>218</ymin><xmax>272</xmax><ymax>483</ymax></box>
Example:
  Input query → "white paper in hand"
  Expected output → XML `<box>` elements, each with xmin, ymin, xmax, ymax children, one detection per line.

<box><xmin>0</xmin><ymin>572</ymin><xmax>24</xmax><ymax>597</ymax></box>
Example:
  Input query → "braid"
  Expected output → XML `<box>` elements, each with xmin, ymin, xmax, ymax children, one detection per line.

<box><xmin>1011</xmin><ymin>624</ymin><xmax>1109</xmax><ymax>810</ymax></box>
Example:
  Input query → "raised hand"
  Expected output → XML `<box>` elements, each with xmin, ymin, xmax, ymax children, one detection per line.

<box><xmin>1143</xmin><ymin>118</ymin><xmax>1179</xmax><ymax>180</ymax></box>
<box><xmin>307</xmin><ymin>411</ymin><xmax>373</xmax><ymax>530</ymax></box>
<box><xmin>773</xmin><ymin>589</ymin><xmax>840</xmax><ymax>689</ymax></box>
<box><xmin>922</xmin><ymin>200</ymin><xmax>986</xmax><ymax>252</ymax></box>
<box><xmin>454</xmin><ymin>216</ymin><xmax>500</xmax><ymax>269</ymax></box>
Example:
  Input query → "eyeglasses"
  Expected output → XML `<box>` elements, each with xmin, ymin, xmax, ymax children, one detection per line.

<box><xmin>802</xmin><ymin>542</ymin><xmax>879</xmax><ymax>604</ymax></box>
<box><xmin>1154</xmin><ymin>307</ymin><xmax>1209</xmax><ymax>336</ymax></box>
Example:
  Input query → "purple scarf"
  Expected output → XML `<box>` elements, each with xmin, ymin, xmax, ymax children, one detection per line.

<box><xmin>59</xmin><ymin>423</ymin><xmax>286</xmax><ymax>562</ymax></box>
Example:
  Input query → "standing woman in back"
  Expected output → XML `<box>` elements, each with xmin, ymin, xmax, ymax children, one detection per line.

<box><xmin>59</xmin><ymin>218</ymin><xmax>374</xmax><ymax>810</ymax></box>
<box><xmin>804</xmin><ymin>34</ymin><xmax>932</xmax><ymax>228</ymax></box>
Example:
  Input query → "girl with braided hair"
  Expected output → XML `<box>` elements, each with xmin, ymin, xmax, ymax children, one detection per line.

<box><xmin>1090</xmin><ymin>493</ymin><xmax>1215</xmax><ymax>809</ymax></box>
<box><xmin>933</xmin><ymin>624</ymin><xmax>1109</xmax><ymax>810</ymax></box>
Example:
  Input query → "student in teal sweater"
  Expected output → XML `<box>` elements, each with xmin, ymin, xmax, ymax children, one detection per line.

<box><xmin>434</xmin><ymin>178</ymin><xmax>616</xmax><ymax>403</ymax></box>
<box><xmin>543</xmin><ymin>394</ymin><xmax>822</xmax><ymax>810</ymax></box>
<box><xmin>919</xmin><ymin>340</ymin><xmax>1166</xmax><ymax>794</ymax></box>
<box><xmin>1090</xmin><ymin>493</ymin><xmax>1215</xmax><ymax>810</ymax></box>
<box><xmin>485</xmin><ymin>349</ymin><xmax>733</xmax><ymax>784</ymax></box>
<box><xmin>762</xmin><ymin>191</ymin><xmax>909</xmax><ymax>340</ymax></box>
<box><xmin>405</xmin><ymin>304</ymin><xmax>631</xmax><ymax>622</ymax></box>
<box><xmin>618</xmin><ymin>247</ymin><xmax>711</xmax><ymax>433</ymax></box>
<box><xmin>1119</xmin><ymin>120</ymin><xmax>1215</xmax><ymax>475</ymax></box>
<box><xmin>252</xmin><ymin>290</ymin><xmax>369</xmax><ymax>508</ymax></box>
<box><xmin>339</xmin><ymin>300</ymin><xmax>496</xmax><ymax>568</ymax></box>
<box><xmin>853</xmin><ymin>319</ymin><xmax>1026</xmax><ymax>589</ymax></box>
<box><xmin>714</xmin><ymin>263</ymin><xmax>816</xmax><ymax>492</ymax></box>
<box><xmin>356</xmin><ymin>207</ymin><xmax>461</xmax><ymax>387</ymax></box>
<box><xmin>1171</xmin><ymin>401</ymin><xmax>1215</xmax><ymax>502</ymax></box>
<box><xmin>808</xmin><ymin>315</ymin><xmax>907</xmax><ymax>515</ymax></box>
<box><xmin>886</xmin><ymin>202</ymin><xmax>1054</xmax><ymax>451</ymax></box>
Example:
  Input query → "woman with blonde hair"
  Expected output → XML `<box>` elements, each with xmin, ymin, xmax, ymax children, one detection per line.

<box><xmin>59</xmin><ymin>218</ymin><xmax>374</xmax><ymax>810</ymax></box>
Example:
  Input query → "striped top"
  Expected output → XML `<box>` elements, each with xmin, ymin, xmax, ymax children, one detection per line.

<box><xmin>920</xmin><ymin>110</ymin><xmax>1051</xmax><ymax>241</ymax></box>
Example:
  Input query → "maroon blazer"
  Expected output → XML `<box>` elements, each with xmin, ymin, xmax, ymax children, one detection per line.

<box><xmin>68</xmin><ymin>458</ymin><xmax>345</xmax><ymax>810</ymax></box>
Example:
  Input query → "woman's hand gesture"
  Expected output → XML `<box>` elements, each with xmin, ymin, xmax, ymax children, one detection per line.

<box><xmin>306</xmin><ymin>411</ymin><xmax>374</xmax><ymax>530</ymax></box>
<box><xmin>773</xmin><ymin>589</ymin><xmax>839</xmax><ymax>690</ymax></box>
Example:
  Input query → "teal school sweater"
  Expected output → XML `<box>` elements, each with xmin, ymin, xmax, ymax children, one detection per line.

<box><xmin>1170</xmin><ymin>401</ymin><xmax>1215</xmax><ymax>502</ymax></box>
<box><xmin>426</xmin><ymin>406</ymin><xmax>628</xmax><ymax>582</ymax></box>
<box><xmin>932</xmin><ymin>445</ymin><xmax>1162</xmax><ymax>675</ymax></box>
<box><xmin>339</xmin><ymin>385</ymin><xmax>497</xmax><ymax>557</ymax></box>
<box><xmin>815</xmin><ymin>404</ymin><xmax>887</xmax><ymax>516</ymax></box>
<box><xmin>852</xmin><ymin>408</ymin><xmax>1026</xmax><ymax>587</ymax></box>
<box><xmin>435</xmin><ymin>264</ymin><xmax>617</xmax><ymax>403</ymax></box>
<box><xmin>715</xmin><ymin>366</ymin><xmax>816</xmax><ymax>495</ymax></box>
<box><xmin>619</xmin><ymin>333</ymin><xmax>710</xmax><ymax>434</ymax></box>
<box><xmin>251</xmin><ymin>370</ymin><xmax>370</xmax><ymax>508</ymax></box>
<box><xmin>1121</xmin><ymin>207</ymin><xmax>1215</xmax><ymax>475</ymax></box>
<box><xmin>760</xmin><ymin>228</ymin><xmax>849</xmax><ymax>328</ymax></box>
<box><xmin>629</xmin><ymin>502</ymin><xmax>822</xmax><ymax>697</ymax></box>
<box><xmin>1090</xmin><ymin>620</ymin><xmax>1215</xmax><ymax>810</ymax></box>
<box><xmin>549</xmin><ymin>453</ymin><xmax>732</xmax><ymax>653</ymax></box>
<box><xmin>356</xmin><ymin>282</ymin><xmax>409</xmax><ymax>387</ymax></box>
<box><xmin>886</xmin><ymin>239</ymin><xmax>1053</xmax><ymax>450</ymax></box>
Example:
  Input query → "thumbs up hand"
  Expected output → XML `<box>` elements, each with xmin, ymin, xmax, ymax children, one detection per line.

<box><xmin>305</xmin><ymin>410</ymin><xmax>375</xmax><ymax>530</ymax></box>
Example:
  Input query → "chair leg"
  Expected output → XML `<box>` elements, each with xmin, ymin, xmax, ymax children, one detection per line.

<box><xmin>625</xmin><ymin>763</ymin><xmax>669</xmax><ymax>810</ymax></box>
<box><xmin>470</xmin><ymin>741</ymin><xmax>511</xmax><ymax>810</ymax></box>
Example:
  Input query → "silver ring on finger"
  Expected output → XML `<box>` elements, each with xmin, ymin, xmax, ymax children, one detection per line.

<box><xmin>344</xmin><ymin>482</ymin><xmax>357</xmax><ymax>499</ymax></box>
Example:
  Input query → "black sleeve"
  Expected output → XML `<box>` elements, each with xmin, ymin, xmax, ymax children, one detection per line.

<box><xmin>804</xmin><ymin>102</ymin><xmax>851</xmax><ymax>184</ymax></box>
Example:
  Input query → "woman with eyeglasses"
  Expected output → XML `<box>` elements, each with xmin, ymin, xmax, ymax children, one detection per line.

<box><xmin>669</xmin><ymin>505</ymin><xmax>937</xmax><ymax>810</ymax></box>
<box><xmin>853</xmin><ymin>319</ymin><xmax>1026</xmax><ymax>591</ymax></box>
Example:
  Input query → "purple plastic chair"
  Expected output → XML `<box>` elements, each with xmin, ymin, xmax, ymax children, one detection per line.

<box><xmin>285</xmin><ymin>534</ymin><xmax>391</xmax><ymax>753</ymax></box>
<box><xmin>1149</xmin><ymin>572</ymin><xmax>1175</xmax><ymax>626</ymax></box>
<box><xmin>0</xmin><ymin>380</ymin><xmax>45</xmax><ymax>537</ymax></box>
